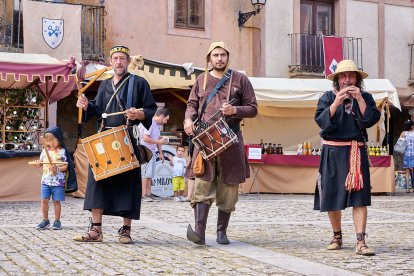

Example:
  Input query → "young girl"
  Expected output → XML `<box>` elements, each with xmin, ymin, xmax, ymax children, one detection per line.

<box><xmin>35</xmin><ymin>126</ymin><xmax>69</xmax><ymax>230</ymax></box>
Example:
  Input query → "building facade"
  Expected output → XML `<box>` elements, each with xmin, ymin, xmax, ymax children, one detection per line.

<box><xmin>103</xmin><ymin>0</ymin><xmax>262</xmax><ymax>76</ymax></box>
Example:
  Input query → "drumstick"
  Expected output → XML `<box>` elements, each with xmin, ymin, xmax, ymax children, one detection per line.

<box><xmin>40</xmin><ymin>136</ymin><xmax>53</xmax><ymax>165</ymax></box>
<box><xmin>102</xmin><ymin>108</ymin><xmax>143</xmax><ymax>119</ymax></box>
<box><xmin>204</xmin><ymin>98</ymin><xmax>237</xmax><ymax>125</ymax></box>
<box><xmin>28</xmin><ymin>161</ymin><xmax>68</xmax><ymax>165</ymax></box>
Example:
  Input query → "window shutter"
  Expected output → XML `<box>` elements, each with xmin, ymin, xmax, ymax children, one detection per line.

<box><xmin>175</xmin><ymin>0</ymin><xmax>188</xmax><ymax>27</ymax></box>
<box><xmin>188</xmin><ymin>0</ymin><xmax>204</xmax><ymax>28</ymax></box>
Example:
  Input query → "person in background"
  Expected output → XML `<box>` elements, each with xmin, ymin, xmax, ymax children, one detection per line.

<box><xmin>183</xmin><ymin>169</ymin><xmax>195</xmax><ymax>202</ymax></box>
<box><xmin>183</xmin><ymin>137</ymin><xmax>195</xmax><ymax>202</ymax></box>
<box><xmin>35</xmin><ymin>126</ymin><xmax>72</xmax><ymax>230</ymax></box>
<box><xmin>401</xmin><ymin>119</ymin><xmax>414</xmax><ymax>193</ymax></box>
<box><xmin>168</xmin><ymin>145</ymin><xmax>188</xmax><ymax>202</ymax></box>
<box><xmin>314</xmin><ymin>59</ymin><xmax>381</xmax><ymax>256</ymax></box>
<box><xmin>139</xmin><ymin>108</ymin><xmax>170</xmax><ymax>202</ymax></box>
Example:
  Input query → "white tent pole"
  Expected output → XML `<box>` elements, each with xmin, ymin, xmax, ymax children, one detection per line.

<box><xmin>386</xmin><ymin>98</ymin><xmax>390</xmax><ymax>155</ymax></box>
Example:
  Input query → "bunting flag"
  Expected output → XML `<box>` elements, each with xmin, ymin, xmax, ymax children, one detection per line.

<box><xmin>322</xmin><ymin>36</ymin><xmax>343</xmax><ymax>78</ymax></box>
<box><xmin>22</xmin><ymin>0</ymin><xmax>82</xmax><ymax>61</ymax></box>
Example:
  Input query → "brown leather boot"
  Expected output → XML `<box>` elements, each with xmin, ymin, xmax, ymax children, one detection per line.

<box><xmin>216</xmin><ymin>210</ymin><xmax>231</xmax><ymax>244</ymax></box>
<box><xmin>187</xmin><ymin>202</ymin><xmax>210</xmax><ymax>245</ymax></box>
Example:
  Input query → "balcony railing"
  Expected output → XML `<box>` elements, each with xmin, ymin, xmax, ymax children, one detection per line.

<box><xmin>0</xmin><ymin>0</ymin><xmax>105</xmax><ymax>61</ymax></box>
<box><xmin>288</xmin><ymin>33</ymin><xmax>363</xmax><ymax>76</ymax></box>
<box><xmin>410</xmin><ymin>44</ymin><xmax>414</xmax><ymax>82</ymax></box>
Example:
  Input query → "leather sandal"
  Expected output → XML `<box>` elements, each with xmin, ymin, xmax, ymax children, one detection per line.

<box><xmin>73</xmin><ymin>218</ymin><xmax>103</xmax><ymax>242</ymax></box>
<box><xmin>355</xmin><ymin>233</ymin><xmax>375</xmax><ymax>256</ymax></box>
<box><xmin>118</xmin><ymin>225</ymin><xmax>133</xmax><ymax>244</ymax></box>
<box><xmin>326</xmin><ymin>230</ymin><xmax>342</xmax><ymax>250</ymax></box>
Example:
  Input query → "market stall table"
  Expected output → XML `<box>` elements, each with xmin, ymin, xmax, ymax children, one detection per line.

<box><xmin>241</xmin><ymin>155</ymin><xmax>394</xmax><ymax>194</ymax></box>
<box><xmin>0</xmin><ymin>151</ymin><xmax>42</xmax><ymax>201</ymax></box>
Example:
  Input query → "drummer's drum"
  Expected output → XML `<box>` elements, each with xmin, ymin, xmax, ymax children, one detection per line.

<box><xmin>81</xmin><ymin>125</ymin><xmax>139</xmax><ymax>181</ymax></box>
<box><xmin>192</xmin><ymin>118</ymin><xmax>238</xmax><ymax>160</ymax></box>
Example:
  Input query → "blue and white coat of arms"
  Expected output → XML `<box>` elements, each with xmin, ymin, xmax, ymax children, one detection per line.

<box><xmin>42</xmin><ymin>17</ymin><xmax>64</xmax><ymax>49</ymax></box>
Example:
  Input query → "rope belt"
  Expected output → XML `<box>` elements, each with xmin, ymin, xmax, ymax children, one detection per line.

<box><xmin>322</xmin><ymin>140</ymin><xmax>365</xmax><ymax>192</ymax></box>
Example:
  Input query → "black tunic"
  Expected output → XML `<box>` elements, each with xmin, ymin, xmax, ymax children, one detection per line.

<box><xmin>83</xmin><ymin>73</ymin><xmax>157</xmax><ymax>219</ymax></box>
<box><xmin>314</xmin><ymin>91</ymin><xmax>381</xmax><ymax>212</ymax></box>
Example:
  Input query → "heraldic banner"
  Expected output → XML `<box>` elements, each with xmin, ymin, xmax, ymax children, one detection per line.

<box><xmin>23</xmin><ymin>0</ymin><xmax>81</xmax><ymax>61</ymax></box>
<box><xmin>322</xmin><ymin>36</ymin><xmax>343</xmax><ymax>78</ymax></box>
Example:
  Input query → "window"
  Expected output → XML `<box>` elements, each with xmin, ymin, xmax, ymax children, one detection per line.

<box><xmin>299</xmin><ymin>0</ymin><xmax>334</xmax><ymax>71</ymax></box>
<box><xmin>12</xmin><ymin>0</ymin><xmax>24</xmax><ymax>48</ymax></box>
<box><xmin>175</xmin><ymin>0</ymin><xmax>204</xmax><ymax>29</ymax></box>
<box><xmin>300</xmin><ymin>0</ymin><xmax>333</xmax><ymax>35</ymax></box>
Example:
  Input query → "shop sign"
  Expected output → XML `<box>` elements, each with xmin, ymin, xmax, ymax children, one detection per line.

<box><xmin>151</xmin><ymin>144</ymin><xmax>175</xmax><ymax>197</ymax></box>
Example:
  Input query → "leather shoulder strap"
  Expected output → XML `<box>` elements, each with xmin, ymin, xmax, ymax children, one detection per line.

<box><xmin>199</xmin><ymin>69</ymin><xmax>232</xmax><ymax>119</ymax></box>
<box><xmin>126</xmin><ymin>74</ymin><xmax>136</xmax><ymax>109</ymax></box>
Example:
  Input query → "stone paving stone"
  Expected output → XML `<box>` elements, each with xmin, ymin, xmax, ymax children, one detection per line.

<box><xmin>0</xmin><ymin>193</ymin><xmax>413</xmax><ymax>274</ymax></box>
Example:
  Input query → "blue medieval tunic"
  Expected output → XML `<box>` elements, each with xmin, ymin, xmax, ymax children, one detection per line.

<box><xmin>314</xmin><ymin>90</ymin><xmax>381</xmax><ymax>212</ymax></box>
<box><xmin>83</xmin><ymin>73</ymin><xmax>157</xmax><ymax>219</ymax></box>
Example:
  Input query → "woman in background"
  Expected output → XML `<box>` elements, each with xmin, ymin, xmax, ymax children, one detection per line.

<box><xmin>401</xmin><ymin>119</ymin><xmax>414</xmax><ymax>193</ymax></box>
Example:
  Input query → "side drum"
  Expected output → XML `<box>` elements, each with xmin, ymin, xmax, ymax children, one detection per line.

<box><xmin>192</xmin><ymin>118</ymin><xmax>239</xmax><ymax>160</ymax></box>
<box><xmin>81</xmin><ymin>125</ymin><xmax>139</xmax><ymax>181</ymax></box>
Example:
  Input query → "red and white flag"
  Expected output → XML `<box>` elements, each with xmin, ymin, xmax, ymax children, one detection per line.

<box><xmin>322</xmin><ymin>36</ymin><xmax>343</xmax><ymax>78</ymax></box>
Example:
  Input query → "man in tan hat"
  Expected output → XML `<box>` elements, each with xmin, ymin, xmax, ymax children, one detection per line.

<box><xmin>314</xmin><ymin>59</ymin><xmax>380</xmax><ymax>256</ymax></box>
<box><xmin>184</xmin><ymin>42</ymin><xmax>258</xmax><ymax>245</ymax></box>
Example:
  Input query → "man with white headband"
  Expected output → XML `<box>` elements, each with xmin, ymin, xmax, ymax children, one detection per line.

<box><xmin>74</xmin><ymin>45</ymin><xmax>157</xmax><ymax>244</ymax></box>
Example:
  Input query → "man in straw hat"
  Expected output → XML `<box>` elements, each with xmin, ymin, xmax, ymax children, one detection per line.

<box><xmin>314</xmin><ymin>59</ymin><xmax>380</xmax><ymax>255</ymax></box>
<box><xmin>74</xmin><ymin>45</ymin><xmax>157</xmax><ymax>244</ymax></box>
<box><xmin>184</xmin><ymin>42</ymin><xmax>258</xmax><ymax>245</ymax></box>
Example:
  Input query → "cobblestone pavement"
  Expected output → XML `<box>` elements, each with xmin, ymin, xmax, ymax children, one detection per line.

<box><xmin>0</xmin><ymin>191</ymin><xmax>413</xmax><ymax>275</ymax></box>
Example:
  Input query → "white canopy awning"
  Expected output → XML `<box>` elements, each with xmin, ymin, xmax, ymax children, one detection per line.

<box><xmin>249</xmin><ymin>78</ymin><xmax>401</xmax><ymax>111</ymax></box>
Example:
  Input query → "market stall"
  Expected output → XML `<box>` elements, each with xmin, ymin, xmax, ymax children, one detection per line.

<box><xmin>0</xmin><ymin>52</ymin><xmax>76</xmax><ymax>201</ymax></box>
<box><xmin>241</xmin><ymin>78</ymin><xmax>400</xmax><ymax>194</ymax></box>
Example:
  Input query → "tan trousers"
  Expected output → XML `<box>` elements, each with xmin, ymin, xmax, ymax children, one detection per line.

<box><xmin>191</xmin><ymin>157</ymin><xmax>239</xmax><ymax>213</ymax></box>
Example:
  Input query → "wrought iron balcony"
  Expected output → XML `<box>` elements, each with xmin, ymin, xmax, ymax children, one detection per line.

<box><xmin>0</xmin><ymin>1</ymin><xmax>105</xmax><ymax>61</ymax></box>
<box><xmin>409</xmin><ymin>44</ymin><xmax>414</xmax><ymax>83</ymax></box>
<box><xmin>288</xmin><ymin>33</ymin><xmax>363</xmax><ymax>77</ymax></box>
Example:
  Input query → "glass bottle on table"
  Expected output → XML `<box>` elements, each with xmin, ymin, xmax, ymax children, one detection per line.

<box><xmin>271</xmin><ymin>143</ymin><xmax>276</xmax><ymax>154</ymax></box>
<box><xmin>278</xmin><ymin>144</ymin><xmax>283</xmax><ymax>154</ymax></box>
<box><xmin>303</xmin><ymin>142</ymin><xmax>311</xmax><ymax>155</ymax></box>
<box><xmin>297</xmin><ymin>144</ymin><xmax>303</xmax><ymax>155</ymax></box>
<box><xmin>265</xmin><ymin>143</ymin><xmax>272</xmax><ymax>154</ymax></box>
<box><xmin>260</xmin><ymin>139</ymin><xmax>265</xmax><ymax>154</ymax></box>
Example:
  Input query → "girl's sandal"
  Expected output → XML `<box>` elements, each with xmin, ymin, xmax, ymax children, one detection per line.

<box><xmin>73</xmin><ymin>219</ymin><xmax>103</xmax><ymax>242</ymax></box>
